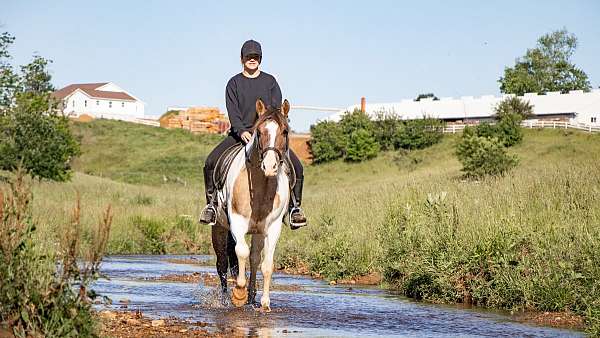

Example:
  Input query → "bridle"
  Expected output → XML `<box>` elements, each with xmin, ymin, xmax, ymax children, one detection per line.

<box><xmin>247</xmin><ymin>118</ymin><xmax>289</xmax><ymax>166</ymax></box>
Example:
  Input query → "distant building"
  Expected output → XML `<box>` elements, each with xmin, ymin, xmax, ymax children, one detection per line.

<box><xmin>333</xmin><ymin>90</ymin><xmax>600</xmax><ymax>126</ymax></box>
<box><xmin>52</xmin><ymin>82</ymin><xmax>145</xmax><ymax>121</ymax></box>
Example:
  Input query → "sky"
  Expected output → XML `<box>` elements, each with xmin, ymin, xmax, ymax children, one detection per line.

<box><xmin>3</xmin><ymin>0</ymin><xmax>600</xmax><ymax>131</ymax></box>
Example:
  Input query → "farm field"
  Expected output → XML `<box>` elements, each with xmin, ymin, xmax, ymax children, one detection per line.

<box><xmin>25</xmin><ymin>119</ymin><xmax>600</xmax><ymax>333</ymax></box>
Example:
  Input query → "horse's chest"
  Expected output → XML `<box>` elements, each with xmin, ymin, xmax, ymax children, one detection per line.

<box><xmin>231</xmin><ymin>167</ymin><xmax>282</xmax><ymax>234</ymax></box>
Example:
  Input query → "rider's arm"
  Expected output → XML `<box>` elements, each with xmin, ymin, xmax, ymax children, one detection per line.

<box><xmin>225</xmin><ymin>78</ymin><xmax>247</xmax><ymax>137</ymax></box>
<box><xmin>271</xmin><ymin>78</ymin><xmax>282</xmax><ymax>108</ymax></box>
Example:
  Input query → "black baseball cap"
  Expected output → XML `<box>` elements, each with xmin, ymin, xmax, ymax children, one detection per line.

<box><xmin>241</xmin><ymin>40</ymin><xmax>262</xmax><ymax>58</ymax></box>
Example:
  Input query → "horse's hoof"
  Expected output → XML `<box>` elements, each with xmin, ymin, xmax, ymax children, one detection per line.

<box><xmin>231</xmin><ymin>286</ymin><xmax>248</xmax><ymax>307</ymax></box>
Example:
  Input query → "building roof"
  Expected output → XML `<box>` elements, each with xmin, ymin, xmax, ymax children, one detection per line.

<box><xmin>52</xmin><ymin>83</ymin><xmax>136</xmax><ymax>101</ymax></box>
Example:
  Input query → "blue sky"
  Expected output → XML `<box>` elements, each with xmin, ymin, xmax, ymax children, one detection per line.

<box><xmin>3</xmin><ymin>0</ymin><xmax>600</xmax><ymax>131</ymax></box>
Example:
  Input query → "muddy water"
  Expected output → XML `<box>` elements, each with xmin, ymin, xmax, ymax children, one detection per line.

<box><xmin>93</xmin><ymin>255</ymin><xmax>583</xmax><ymax>337</ymax></box>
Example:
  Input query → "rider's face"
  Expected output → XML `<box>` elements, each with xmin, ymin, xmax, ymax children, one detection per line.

<box><xmin>242</xmin><ymin>54</ymin><xmax>261</xmax><ymax>70</ymax></box>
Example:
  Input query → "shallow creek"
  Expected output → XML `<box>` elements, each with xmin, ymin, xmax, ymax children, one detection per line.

<box><xmin>93</xmin><ymin>255</ymin><xmax>584</xmax><ymax>337</ymax></box>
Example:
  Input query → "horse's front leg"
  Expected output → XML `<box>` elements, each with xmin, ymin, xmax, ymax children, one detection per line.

<box><xmin>230</xmin><ymin>214</ymin><xmax>250</xmax><ymax>307</ymax></box>
<box><xmin>211</xmin><ymin>225</ymin><xmax>229</xmax><ymax>294</ymax></box>
<box><xmin>261</xmin><ymin>220</ymin><xmax>283</xmax><ymax>312</ymax></box>
<box><xmin>248</xmin><ymin>234</ymin><xmax>265</xmax><ymax>305</ymax></box>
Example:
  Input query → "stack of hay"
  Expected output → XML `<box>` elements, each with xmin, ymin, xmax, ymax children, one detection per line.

<box><xmin>160</xmin><ymin>107</ymin><xmax>230</xmax><ymax>134</ymax></box>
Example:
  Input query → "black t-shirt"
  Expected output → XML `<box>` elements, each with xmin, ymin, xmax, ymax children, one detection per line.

<box><xmin>225</xmin><ymin>71</ymin><xmax>282</xmax><ymax>137</ymax></box>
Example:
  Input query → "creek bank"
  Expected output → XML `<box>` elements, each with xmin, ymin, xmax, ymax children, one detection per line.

<box><xmin>98</xmin><ymin>310</ymin><xmax>216</xmax><ymax>338</ymax></box>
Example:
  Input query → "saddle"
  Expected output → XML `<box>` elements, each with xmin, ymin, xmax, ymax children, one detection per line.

<box><xmin>213</xmin><ymin>143</ymin><xmax>296</xmax><ymax>192</ymax></box>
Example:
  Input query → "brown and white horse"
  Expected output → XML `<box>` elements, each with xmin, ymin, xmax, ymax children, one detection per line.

<box><xmin>211</xmin><ymin>98</ymin><xmax>291</xmax><ymax>311</ymax></box>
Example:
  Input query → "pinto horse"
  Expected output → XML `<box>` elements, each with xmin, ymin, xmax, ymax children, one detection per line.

<box><xmin>211</xmin><ymin>98</ymin><xmax>292</xmax><ymax>311</ymax></box>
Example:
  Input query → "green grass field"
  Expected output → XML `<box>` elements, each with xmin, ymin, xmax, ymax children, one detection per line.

<box><xmin>23</xmin><ymin>119</ymin><xmax>600</xmax><ymax>333</ymax></box>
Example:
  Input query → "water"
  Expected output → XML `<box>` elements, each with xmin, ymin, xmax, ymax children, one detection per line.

<box><xmin>93</xmin><ymin>255</ymin><xmax>584</xmax><ymax>337</ymax></box>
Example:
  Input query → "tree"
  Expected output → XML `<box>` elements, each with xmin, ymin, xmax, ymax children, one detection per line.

<box><xmin>499</xmin><ymin>29</ymin><xmax>591</xmax><ymax>95</ymax></box>
<box><xmin>0</xmin><ymin>32</ymin><xmax>18</xmax><ymax>115</ymax></box>
<box><xmin>414</xmin><ymin>93</ymin><xmax>439</xmax><ymax>101</ymax></box>
<box><xmin>0</xmin><ymin>31</ymin><xmax>80</xmax><ymax>181</ymax></box>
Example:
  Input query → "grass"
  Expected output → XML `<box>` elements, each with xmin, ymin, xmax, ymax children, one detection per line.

<box><xmin>21</xmin><ymin>120</ymin><xmax>600</xmax><ymax>334</ymax></box>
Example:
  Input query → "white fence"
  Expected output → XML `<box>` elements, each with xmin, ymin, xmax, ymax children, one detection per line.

<box><xmin>443</xmin><ymin>121</ymin><xmax>600</xmax><ymax>134</ymax></box>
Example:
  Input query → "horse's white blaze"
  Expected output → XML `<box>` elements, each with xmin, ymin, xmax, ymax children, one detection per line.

<box><xmin>262</xmin><ymin>121</ymin><xmax>279</xmax><ymax>177</ymax></box>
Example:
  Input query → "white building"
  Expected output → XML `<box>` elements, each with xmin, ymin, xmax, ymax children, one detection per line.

<box><xmin>333</xmin><ymin>89</ymin><xmax>600</xmax><ymax>126</ymax></box>
<box><xmin>52</xmin><ymin>82</ymin><xmax>145</xmax><ymax>121</ymax></box>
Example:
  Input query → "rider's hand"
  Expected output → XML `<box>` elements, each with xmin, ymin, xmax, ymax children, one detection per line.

<box><xmin>241</xmin><ymin>131</ymin><xmax>252</xmax><ymax>144</ymax></box>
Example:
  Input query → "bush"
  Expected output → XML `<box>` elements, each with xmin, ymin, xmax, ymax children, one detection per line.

<box><xmin>456</xmin><ymin>128</ymin><xmax>518</xmax><ymax>178</ymax></box>
<box><xmin>309</xmin><ymin>120</ymin><xmax>344</xmax><ymax>163</ymax></box>
<box><xmin>0</xmin><ymin>169</ymin><xmax>111</xmax><ymax>337</ymax></box>
<box><xmin>372</xmin><ymin>111</ymin><xmax>403</xmax><ymax>151</ymax></box>
<box><xmin>395</xmin><ymin>118</ymin><xmax>445</xmax><ymax>150</ymax></box>
<box><xmin>345</xmin><ymin>129</ymin><xmax>380</xmax><ymax>162</ymax></box>
<box><xmin>133</xmin><ymin>216</ymin><xmax>167</xmax><ymax>254</ymax></box>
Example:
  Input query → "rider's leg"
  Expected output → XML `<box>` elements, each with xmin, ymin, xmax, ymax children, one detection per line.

<box><xmin>199</xmin><ymin>135</ymin><xmax>240</xmax><ymax>225</ymax></box>
<box><xmin>288</xmin><ymin>150</ymin><xmax>307</xmax><ymax>229</ymax></box>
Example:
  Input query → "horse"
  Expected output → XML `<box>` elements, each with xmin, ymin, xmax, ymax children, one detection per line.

<box><xmin>211</xmin><ymin>98</ymin><xmax>292</xmax><ymax>312</ymax></box>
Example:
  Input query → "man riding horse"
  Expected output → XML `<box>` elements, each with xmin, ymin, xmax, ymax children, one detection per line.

<box><xmin>199</xmin><ymin>39</ymin><xmax>307</xmax><ymax>229</ymax></box>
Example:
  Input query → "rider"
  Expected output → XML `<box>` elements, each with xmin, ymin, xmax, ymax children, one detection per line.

<box><xmin>199</xmin><ymin>39</ymin><xmax>307</xmax><ymax>229</ymax></box>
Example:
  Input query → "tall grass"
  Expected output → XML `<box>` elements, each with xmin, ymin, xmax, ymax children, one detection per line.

<box><xmin>0</xmin><ymin>169</ymin><xmax>112</xmax><ymax>336</ymax></box>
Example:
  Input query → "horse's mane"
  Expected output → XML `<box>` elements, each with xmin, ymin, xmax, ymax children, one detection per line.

<box><xmin>251</xmin><ymin>106</ymin><xmax>288</xmax><ymax>132</ymax></box>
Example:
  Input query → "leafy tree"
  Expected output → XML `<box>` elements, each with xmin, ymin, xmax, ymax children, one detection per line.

<box><xmin>499</xmin><ymin>29</ymin><xmax>591</xmax><ymax>95</ymax></box>
<box><xmin>456</xmin><ymin>128</ymin><xmax>518</xmax><ymax>178</ymax></box>
<box><xmin>472</xmin><ymin>97</ymin><xmax>532</xmax><ymax>147</ymax></box>
<box><xmin>309</xmin><ymin>120</ymin><xmax>344</xmax><ymax>163</ymax></box>
<box><xmin>0</xmin><ymin>31</ymin><xmax>80</xmax><ymax>181</ymax></box>
<box><xmin>414</xmin><ymin>93</ymin><xmax>439</xmax><ymax>101</ymax></box>
<box><xmin>0</xmin><ymin>32</ymin><xmax>18</xmax><ymax>115</ymax></box>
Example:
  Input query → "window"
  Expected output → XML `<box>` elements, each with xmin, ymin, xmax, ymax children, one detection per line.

<box><xmin>121</xmin><ymin>102</ymin><xmax>125</xmax><ymax>108</ymax></box>
<box><xmin>84</xmin><ymin>100</ymin><xmax>87</xmax><ymax>107</ymax></box>
<box><xmin>96</xmin><ymin>100</ymin><xmax>99</xmax><ymax>106</ymax></box>
<box><xmin>72</xmin><ymin>100</ymin><xmax>75</xmax><ymax>107</ymax></box>
<box><xmin>592</xmin><ymin>117</ymin><xmax>597</xmax><ymax>123</ymax></box>
<box><xmin>109</xmin><ymin>101</ymin><xmax>112</xmax><ymax>108</ymax></box>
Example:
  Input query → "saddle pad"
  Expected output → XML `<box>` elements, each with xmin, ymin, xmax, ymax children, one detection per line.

<box><xmin>213</xmin><ymin>143</ymin><xmax>244</xmax><ymax>190</ymax></box>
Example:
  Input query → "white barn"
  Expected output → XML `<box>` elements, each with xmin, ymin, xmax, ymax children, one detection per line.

<box><xmin>52</xmin><ymin>82</ymin><xmax>145</xmax><ymax>121</ymax></box>
<box><xmin>333</xmin><ymin>89</ymin><xmax>600</xmax><ymax>126</ymax></box>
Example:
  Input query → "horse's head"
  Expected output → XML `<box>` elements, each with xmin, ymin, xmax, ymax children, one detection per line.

<box><xmin>253</xmin><ymin>98</ymin><xmax>290</xmax><ymax>177</ymax></box>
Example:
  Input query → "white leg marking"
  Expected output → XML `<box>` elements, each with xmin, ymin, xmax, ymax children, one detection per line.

<box><xmin>261</xmin><ymin>219</ymin><xmax>283</xmax><ymax>310</ymax></box>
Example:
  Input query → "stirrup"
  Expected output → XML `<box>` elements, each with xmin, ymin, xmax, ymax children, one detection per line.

<box><xmin>199</xmin><ymin>204</ymin><xmax>217</xmax><ymax>226</ymax></box>
<box><xmin>289</xmin><ymin>207</ymin><xmax>307</xmax><ymax>230</ymax></box>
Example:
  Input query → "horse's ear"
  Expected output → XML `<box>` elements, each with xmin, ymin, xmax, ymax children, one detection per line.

<box><xmin>281</xmin><ymin>99</ymin><xmax>290</xmax><ymax>117</ymax></box>
<box><xmin>256</xmin><ymin>99</ymin><xmax>267</xmax><ymax>116</ymax></box>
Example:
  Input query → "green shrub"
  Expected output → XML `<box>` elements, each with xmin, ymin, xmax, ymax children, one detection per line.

<box><xmin>372</xmin><ymin>111</ymin><xmax>403</xmax><ymax>151</ymax></box>
<box><xmin>345</xmin><ymin>129</ymin><xmax>380</xmax><ymax>162</ymax></box>
<box><xmin>309</xmin><ymin>120</ymin><xmax>344</xmax><ymax>163</ymax></box>
<box><xmin>394</xmin><ymin>118</ymin><xmax>445</xmax><ymax>150</ymax></box>
<box><xmin>0</xmin><ymin>170</ymin><xmax>111</xmax><ymax>337</ymax></box>
<box><xmin>456</xmin><ymin>128</ymin><xmax>518</xmax><ymax>178</ymax></box>
<box><xmin>339</xmin><ymin>109</ymin><xmax>374</xmax><ymax>135</ymax></box>
<box><xmin>133</xmin><ymin>216</ymin><xmax>167</xmax><ymax>254</ymax></box>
